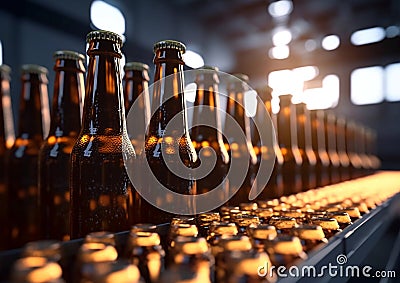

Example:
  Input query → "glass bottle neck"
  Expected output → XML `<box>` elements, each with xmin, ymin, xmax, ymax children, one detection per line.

<box><xmin>192</xmin><ymin>79</ymin><xmax>223</xmax><ymax>143</ymax></box>
<box><xmin>18</xmin><ymin>73</ymin><xmax>50</xmax><ymax>140</ymax></box>
<box><xmin>148</xmin><ymin>51</ymin><xmax>189</xmax><ymax>138</ymax></box>
<box><xmin>48</xmin><ymin>59</ymin><xmax>84</xmax><ymax>138</ymax></box>
<box><xmin>310</xmin><ymin>110</ymin><xmax>327</xmax><ymax>152</ymax></box>
<box><xmin>277</xmin><ymin>103</ymin><xmax>298</xmax><ymax>150</ymax></box>
<box><xmin>296</xmin><ymin>104</ymin><xmax>312</xmax><ymax>151</ymax></box>
<box><xmin>82</xmin><ymin>49</ymin><xmax>125</xmax><ymax>136</ymax></box>
<box><xmin>123</xmin><ymin>69</ymin><xmax>150</xmax><ymax>112</ymax></box>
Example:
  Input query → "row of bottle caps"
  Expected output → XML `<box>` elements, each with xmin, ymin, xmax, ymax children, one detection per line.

<box><xmin>7</xmin><ymin>171</ymin><xmax>400</xmax><ymax>282</ymax></box>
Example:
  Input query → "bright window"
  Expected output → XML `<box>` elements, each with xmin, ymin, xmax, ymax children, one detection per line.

<box><xmin>322</xmin><ymin>34</ymin><xmax>340</xmax><ymax>51</ymax></box>
<box><xmin>385</xmin><ymin>63</ymin><xmax>400</xmax><ymax>102</ymax></box>
<box><xmin>90</xmin><ymin>1</ymin><xmax>125</xmax><ymax>36</ymax></box>
<box><xmin>351</xmin><ymin>27</ymin><xmax>385</xmax><ymax>46</ymax></box>
<box><xmin>351</xmin><ymin>66</ymin><xmax>384</xmax><ymax>105</ymax></box>
<box><xmin>183</xmin><ymin>50</ymin><xmax>204</xmax><ymax>69</ymax></box>
<box><xmin>303</xmin><ymin>75</ymin><xmax>340</xmax><ymax>110</ymax></box>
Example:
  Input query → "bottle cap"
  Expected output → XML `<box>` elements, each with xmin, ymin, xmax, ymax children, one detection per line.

<box><xmin>254</xmin><ymin>208</ymin><xmax>274</xmax><ymax>219</ymax></box>
<box><xmin>21</xmin><ymin>64</ymin><xmax>48</xmax><ymax>75</ymax></box>
<box><xmin>343</xmin><ymin>207</ymin><xmax>361</xmax><ymax>219</ymax></box>
<box><xmin>234</xmin><ymin>251</ymin><xmax>271</xmax><ymax>277</ymax></box>
<box><xmin>294</xmin><ymin>224</ymin><xmax>326</xmax><ymax>240</ymax></box>
<box><xmin>130</xmin><ymin>223</ymin><xmax>157</xmax><ymax>234</ymax></box>
<box><xmin>78</xmin><ymin>243</ymin><xmax>118</xmax><ymax>263</ymax></box>
<box><xmin>327</xmin><ymin>211</ymin><xmax>352</xmax><ymax>224</ymax></box>
<box><xmin>235</xmin><ymin>215</ymin><xmax>260</xmax><ymax>227</ymax></box>
<box><xmin>124</xmin><ymin>62</ymin><xmax>149</xmax><ymax>71</ymax></box>
<box><xmin>86</xmin><ymin>30</ymin><xmax>123</xmax><ymax>46</ymax></box>
<box><xmin>85</xmin><ymin>231</ymin><xmax>116</xmax><ymax>246</ymax></box>
<box><xmin>153</xmin><ymin>40</ymin><xmax>186</xmax><ymax>54</ymax></box>
<box><xmin>218</xmin><ymin>235</ymin><xmax>252</xmax><ymax>251</ymax></box>
<box><xmin>53</xmin><ymin>50</ymin><xmax>85</xmax><ymax>61</ymax></box>
<box><xmin>239</xmin><ymin>202</ymin><xmax>258</xmax><ymax>211</ymax></box>
<box><xmin>92</xmin><ymin>261</ymin><xmax>140</xmax><ymax>283</ymax></box>
<box><xmin>23</xmin><ymin>240</ymin><xmax>61</xmax><ymax>261</ymax></box>
<box><xmin>172</xmin><ymin>237</ymin><xmax>209</xmax><ymax>255</ymax></box>
<box><xmin>12</xmin><ymin>257</ymin><xmax>63</xmax><ymax>283</ymax></box>
<box><xmin>269</xmin><ymin>216</ymin><xmax>297</xmax><ymax>229</ymax></box>
<box><xmin>281</xmin><ymin>209</ymin><xmax>305</xmax><ymax>218</ymax></box>
<box><xmin>269</xmin><ymin>235</ymin><xmax>304</xmax><ymax>255</ymax></box>
<box><xmin>248</xmin><ymin>224</ymin><xmax>277</xmax><ymax>240</ymax></box>
<box><xmin>198</xmin><ymin>212</ymin><xmax>220</xmax><ymax>223</ymax></box>
<box><xmin>312</xmin><ymin>217</ymin><xmax>340</xmax><ymax>230</ymax></box>
<box><xmin>209</xmin><ymin>222</ymin><xmax>238</xmax><ymax>236</ymax></box>
<box><xmin>171</xmin><ymin>216</ymin><xmax>196</xmax><ymax>225</ymax></box>
<box><xmin>170</xmin><ymin>223</ymin><xmax>198</xmax><ymax>237</ymax></box>
<box><xmin>0</xmin><ymin>64</ymin><xmax>11</xmax><ymax>74</ymax></box>
<box><xmin>130</xmin><ymin>232</ymin><xmax>161</xmax><ymax>247</ymax></box>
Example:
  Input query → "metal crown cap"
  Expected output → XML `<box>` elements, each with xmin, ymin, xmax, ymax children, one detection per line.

<box><xmin>86</xmin><ymin>30</ymin><xmax>123</xmax><ymax>46</ymax></box>
<box><xmin>21</xmin><ymin>64</ymin><xmax>48</xmax><ymax>75</ymax></box>
<box><xmin>124</xmin><ymin>62</ymin><xmax>149</xmax><ymax>71</ymax></box>
<box><xmin>53</xmin><ymin>50</ymin><xmax>85</xmax><ymax>61</ymax></box>
<box><xmin>153</xmin><ymin>40</ymin><xmax>186</xmax><ymax>54</ymax></box>
<box><xmin>0</xmin><ymin>64</ymin><xmax>11</xmax><ymax>74</ymax></box>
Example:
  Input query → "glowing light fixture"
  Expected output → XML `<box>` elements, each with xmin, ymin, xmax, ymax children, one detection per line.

<box><xmin>292</xmin><ymin>66</ymin><xmax>318</xmax><ymax>81</ymax></box>
<box><xmin>385</xmin><ymin>63</ymin><xmax>400</xmax><ymax>102</ymax></box>
<box><xmin>90</xmin><ymin>1</ymin><xmax>126</xmax><ymax>35</ymax></box>
<box><xmin>351</xmin><ymin>27</ymin><xmax>385</xmax><ymax>46</ymax></box>
<box><xmin>322</xmin><ymin>34</ymin><xmax>340</xmax><ymax>51</ymax></box>
<box><xmin>268</xmin><ymin>0</ymin><xmax>293</xmax><ymax>18</ymax></box>
<box><xmin>268</xmin><ymin>45</ymin><xmax>289</xmax><ymax>59</ymax></box>
<box><xmin>183</xmin><ymin>50</ymin><xmax>204</xmax><ymax>69</ymax></box>
<box><xmin>351</xmin><ymin>66</ymin><xmax>384</xmax><ymax>105</ymax></box>
<box><xmin>272</xmin><ymin>29</ymin><xmax>292</xmax><ymax>46</ymax></box>
<box><xmin>303</xmin><ymin>75</ymin><xmax>339</xmax><ymax>110</ymax></box>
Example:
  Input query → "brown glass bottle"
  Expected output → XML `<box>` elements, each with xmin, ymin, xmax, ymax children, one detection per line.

<box><xmin>38</xmin><ymin>51</ymin><xmax>85</xmax><ymax>241</ymax></box>
<box><xmin>141</xmin><ymin>40</ymin><xmax>197</xmax><ymax>224</ymax></box>
<box><xmin>224</xmin><ymin>74</ymin><xmax>258</xmax><ymax>205</ymax></box>
<box><xmin>0</xmin><ymin>65</ymin><xmax>15</xmax><ymax>250</ymax></box>
<box><xmin>346</xmin><ymin>121</ymin><xmax>363</xmax><ymax>179</ymax></box>
<box><xmin>276</xmin><ymin>95</ymin><xmax>302</xmax><ymax>195</ymax></box>
<box><xmin>70</xmin><ymin>30</ymin><xmax>136</xmax><ymax>239</ymax></box>
<box><xmin>191</xmin><ymin>66</ymin><xmax>229</xmax><ymax>201</ymax></box>
<box><xmin>324</xmin><ymin>111</ymin><xmax>341</xmax><ymax>184</ymax></box>
<box><xmin>309</xmin><ymin>110</ymin><xmax>330</xmax><ymax>187</ymax></box>
<box><xmin>7</xmin><ymin>64</ymin><xmax>50</xmax><ymax>248</ymax></box>
<box><xmin>336</xmin><ymin>117</ymin><xmax>350</xmax><ymax>181</ymax></box>
<box><xmin>295</xmin><ymin>102</ymin><xmax>316</xmax><ymax>191</ymax></box>
<box><xmin>252</xmin><ymin>87</ymin><xmax>277</xmax><ymax>200</ymax></box>
<box><xmin>123</xmin><ymin>62</ymin><xmax>151</xmax><ymax>153</ymax></box>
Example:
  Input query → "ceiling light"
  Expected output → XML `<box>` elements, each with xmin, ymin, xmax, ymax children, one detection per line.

<box><xmin>272</xmin><ymin>29</ymin><xmax>292</xmax><ymax>46</ymax></box>
<box><xmin>268</xmin><ymin>0</ymin><xmax>293</xmax><ymax>18</ymax></box>
<box><xmin>90</xmin><ymin>0</ymin><xmax>125</xmax><ymax>35</ymax></box>
<box><xmin>322</xmin><ymin>34</ymin><xmax>340</xmax><ymax>51</ymax></box>
<box><xmin>351</xmin><ymin>27</ymin><xmax>385</xmax><ymax>46</ymax></box>
<box><xmin>268</xmin><ymin>45</ymin><xmax>289</xmax><ymax>59</ymax></box>
<box><xmin>183</xmin><ymin>50</ymin><xmax>204</xmax><ymax>69</ymax></box>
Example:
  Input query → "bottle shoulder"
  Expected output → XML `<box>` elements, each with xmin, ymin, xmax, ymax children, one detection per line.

<box><xmin>72</xmin><ymin>133</ymin><xmax>135</xmax><ymax>158</ymax></box>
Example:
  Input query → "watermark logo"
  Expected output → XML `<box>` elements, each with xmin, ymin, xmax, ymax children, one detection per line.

<box><xmin>124</xmin><ymin>69</ymin><xmax>276</xmax><ymax>214</ymax></box>
<box><xmin>257</xmin><ymin>254</ymin><xmax>396</xmax><ymax>279</ymax></box>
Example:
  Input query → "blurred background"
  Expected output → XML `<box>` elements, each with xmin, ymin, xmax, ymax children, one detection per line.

<box><xmin>0</xmin><ymin>0</ymin><xmax>399</xmax><ymax>169</ymax></box>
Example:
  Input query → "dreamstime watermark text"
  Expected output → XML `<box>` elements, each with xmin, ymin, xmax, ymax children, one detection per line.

<box><xmin>257</xmin><ymin>254</ymin><xmax>396</xmax><ymax>279</ymax></box>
